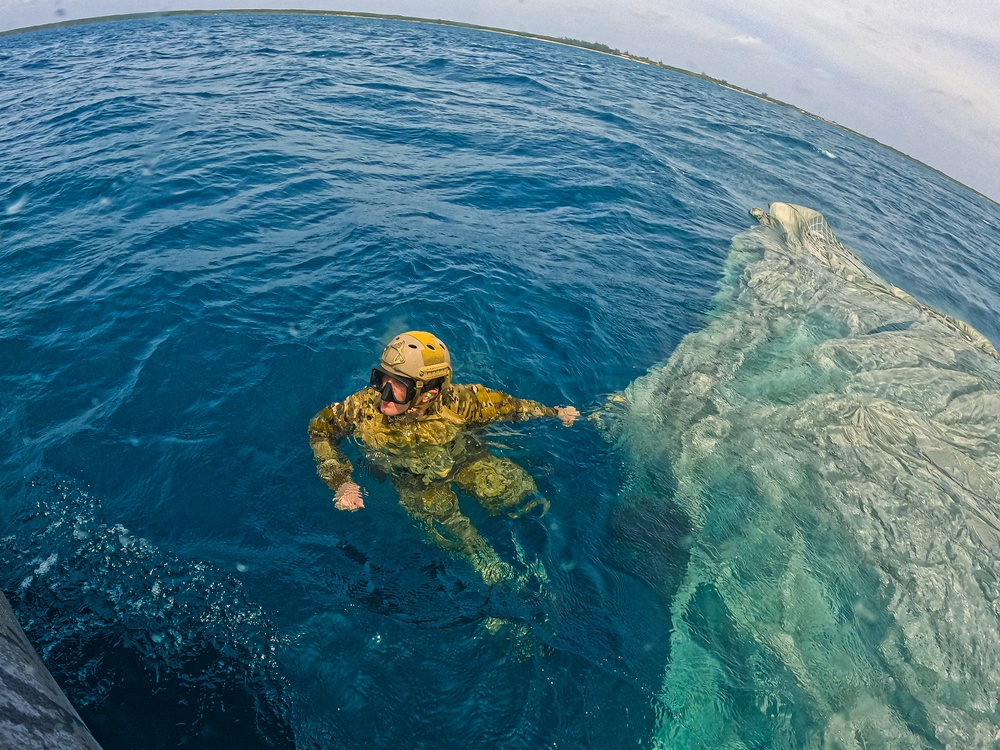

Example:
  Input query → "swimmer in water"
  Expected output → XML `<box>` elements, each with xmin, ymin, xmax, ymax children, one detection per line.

<box><xmin>308</xmin><ymin>331</ymin><xmax>579</xmax><ymax>584</ymax></box>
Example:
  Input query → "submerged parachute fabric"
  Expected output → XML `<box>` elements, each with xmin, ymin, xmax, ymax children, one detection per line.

<box><xmin>615</xmin><ymin>204</ymin><xmax>1000</xmax><ymax>748</ymax></box>
<box><xmin>749</xmin><ymin>203</ymin><xmax>999</xmax><ymax>362</ymax></box>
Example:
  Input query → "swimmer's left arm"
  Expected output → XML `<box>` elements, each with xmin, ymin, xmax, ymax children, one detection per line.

<box><xmin>554</xmin><ymin>405</ymin><xmax>580</xmax><ymax>426</ymax></box>
<box><xmin>447</xmin><ymin>384</ymin><xmax>578</xmax><ymax>427</ymax></box>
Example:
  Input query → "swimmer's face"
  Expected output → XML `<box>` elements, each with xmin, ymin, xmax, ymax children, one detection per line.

<box><xmin>379</xmin><ymin>374</ymin><xmax>411</xmax><ymax>416</ymax></box>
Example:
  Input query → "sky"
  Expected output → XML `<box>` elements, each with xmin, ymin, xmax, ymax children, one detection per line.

<box><xmin>2</xmin><ymin>0</ymin><xmax>999</xmax><ymax>202</ymax></box>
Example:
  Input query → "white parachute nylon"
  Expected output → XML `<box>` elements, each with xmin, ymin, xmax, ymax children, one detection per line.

<box><xmin>611</xmin><ymin>204</ymin><xmax>1000</xmax><ymax>749</ymax></box>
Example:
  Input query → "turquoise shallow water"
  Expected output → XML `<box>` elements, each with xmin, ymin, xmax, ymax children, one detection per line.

<box><xmin>2</xmin><ymin>13</ymin><xmax>1000</xmax><ymax>749</ymax></box>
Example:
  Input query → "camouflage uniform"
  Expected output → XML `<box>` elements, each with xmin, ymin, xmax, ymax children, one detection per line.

<box><xmin>309</xmin><ymin>383</ymin><xmax>558</xmax><ymax>583</ymax></box>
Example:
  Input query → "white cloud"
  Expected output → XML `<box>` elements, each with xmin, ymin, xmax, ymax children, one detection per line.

<box><xmin>718</xmin><ymin>0</ymin><xmax>1000</xmax><ymax>198</ymax></box>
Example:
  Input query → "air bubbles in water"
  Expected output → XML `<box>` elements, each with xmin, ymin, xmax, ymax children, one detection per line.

<box><xmin>5</xmin><ymin>195</ymin><xmax>28</xmax><ymax>215</ymax></box>
<box><xmin>853</xmin><ymin>600</ymin><xmax>876</xmax><ymax>623</ymax></box>
<box><xmin>34</xmin><ymin>552</ymin><xmax>58</xmax><ymax>576</ymax></box>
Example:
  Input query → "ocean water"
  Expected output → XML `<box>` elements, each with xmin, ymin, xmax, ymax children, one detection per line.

<box><xmin>1</xmin><ymin>13</ymin><xmax>999</xmax><ymax>750</ymax></box>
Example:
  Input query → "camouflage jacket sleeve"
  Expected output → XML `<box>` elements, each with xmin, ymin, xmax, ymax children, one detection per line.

<box><xmin>442</xmin><ymin>383</ymin><xmax>558</xmax><ymax>427</ymax></box>
<box><xmin>308</xmin><ymin>390</ymin><xmax>368</xmax><ymax>490</ymax></box>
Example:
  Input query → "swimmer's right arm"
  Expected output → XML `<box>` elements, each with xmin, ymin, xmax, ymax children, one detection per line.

<box><xmin>308</xmin><ymin>397</ymin><xmax>365</xmax><ymax>511</ymax></box>
<box><xmin>333</xmin><ymin>481</ymin><xmax>364</xmax><ymax>511</ymax></box>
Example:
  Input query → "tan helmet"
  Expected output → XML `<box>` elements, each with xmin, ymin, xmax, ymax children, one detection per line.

<box><xmin>375</xmin><ymin>331</ymin><xmax>452</xmax><ymax>407</ymax></box>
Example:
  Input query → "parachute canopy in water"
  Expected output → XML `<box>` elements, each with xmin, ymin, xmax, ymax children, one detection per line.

<box><xmin>610</xmin><ymin>204</ymin><xmax>1000</xmax><ymax>749</ymax></box>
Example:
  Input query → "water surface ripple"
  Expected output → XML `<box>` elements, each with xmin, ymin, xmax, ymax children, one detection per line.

<box><xmin>1</xmin><ymin>13</ymin><xmax>999</xmax><ymax>750</ymax></box>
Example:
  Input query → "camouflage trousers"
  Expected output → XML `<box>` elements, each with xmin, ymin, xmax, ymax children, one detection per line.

<box><xmin>391</xmin><ymin>453</ymin><xmax>548</xmax><ymax>584</ymax></box>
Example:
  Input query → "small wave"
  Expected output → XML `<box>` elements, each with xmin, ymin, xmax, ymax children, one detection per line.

<box><xmin>1</xmin><ymin>474</ymin><xmax>293</xmax><ymax>747</ymax></box>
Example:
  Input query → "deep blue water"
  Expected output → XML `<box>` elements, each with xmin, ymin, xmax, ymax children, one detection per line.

<box><xmin>2</xmin><ymin>13</ymin><xmax>999</xmax><ymax>750</ymax></box>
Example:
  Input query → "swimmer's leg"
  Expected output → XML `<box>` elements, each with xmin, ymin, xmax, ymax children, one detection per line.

<box><xmin>453</xmin><ymin>454</ymin><xmax>550</xmax><ymax>518</ymax></box>
<box><xmin>394</xmin><ymin>479</ymin><xmax>513</xmax><ymax>585</ymax></box>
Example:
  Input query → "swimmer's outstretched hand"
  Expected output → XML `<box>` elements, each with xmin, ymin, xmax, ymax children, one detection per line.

<box><xmin>334</xmin><ymin>481</ymin><xmax>365</xmax><ymax>511</ymax></box>
<box><xmin>556</xmin><ymin>406</ymin><xmax>580</xmax><ymax>426</ymax></box>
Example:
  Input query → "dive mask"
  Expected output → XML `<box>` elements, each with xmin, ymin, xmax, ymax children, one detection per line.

<box><xmin>369</xmin><ymin>368</ymin><xmax>417</xmax><ymax>405</ymax></box>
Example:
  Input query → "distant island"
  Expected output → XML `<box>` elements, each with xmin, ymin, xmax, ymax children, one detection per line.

<box><xmin>3</xmin><ymin>8</ymin><xmax>992</xmax><ymax>205</ymax></box>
